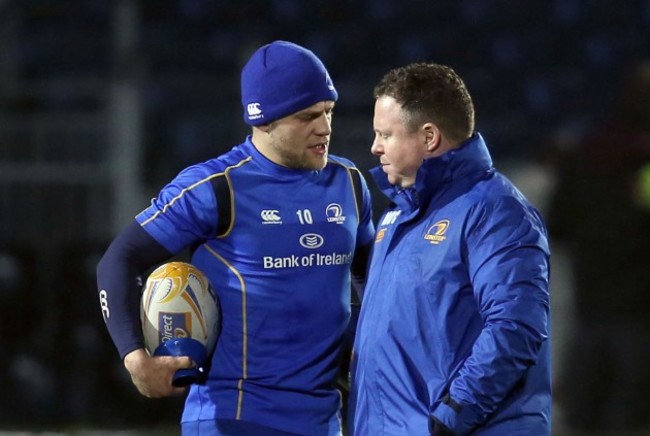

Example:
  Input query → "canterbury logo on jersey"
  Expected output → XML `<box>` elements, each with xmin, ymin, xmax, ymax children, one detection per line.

<box><xmin>261</xmin><ymin>209</ymin><xmax>282</xmax><ymax>224</ymax></box>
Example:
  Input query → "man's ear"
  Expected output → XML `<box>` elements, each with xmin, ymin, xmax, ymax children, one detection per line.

<box><xmin>423</xmin><ymin>123</ymin><xmax>441</xmax><ymax>154</ymax></box>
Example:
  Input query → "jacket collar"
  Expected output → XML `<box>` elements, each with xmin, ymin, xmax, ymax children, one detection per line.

<box><xmin>371</xmin><ymin>132</ymin><xmax>494</xmax><ymax>212</ymax></box>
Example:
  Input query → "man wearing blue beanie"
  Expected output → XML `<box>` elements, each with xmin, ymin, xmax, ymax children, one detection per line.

<box><xmin>96</xmin><ymin>40</ymin><xmax>375</xmax><ymax>436</ymax></box>
<box><xmin>241</xmin><ymin>40</ymin><xmax>338</xmax><ymax>128</ymax></box>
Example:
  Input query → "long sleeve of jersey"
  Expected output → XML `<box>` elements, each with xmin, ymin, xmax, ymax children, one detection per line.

<box><xmin>96</xmin><ymin>220</ymin><xmax>173</xmax><ymax>359</ymax></box>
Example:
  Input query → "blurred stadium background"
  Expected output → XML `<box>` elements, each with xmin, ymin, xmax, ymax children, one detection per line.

<box><xmin>0</xmin><ymin>0</ymin><xmax>648</xmax><ymax>434</ymax></box>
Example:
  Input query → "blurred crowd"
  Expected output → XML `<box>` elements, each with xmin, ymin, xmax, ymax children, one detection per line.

<box><xmin>0</xmin><ymin>0</ymin><xmax>648</xmax><ymax>433</ymax></box>
<box><xmin>547</xmin><ymin>61</ymin><xmax>650</xmax><ymax>434</ymax></box>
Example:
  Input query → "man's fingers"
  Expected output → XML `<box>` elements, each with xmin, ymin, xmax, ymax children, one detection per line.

<box><xmin>126</xmin><ymin>353</ymin><xmax>196</xmax><ymax>398</ymax></box>
<box><xmin>176</xmin><ymin>355</ymin><xmax>195</xmax><ymax>369</ymax></box>
<box><xmin>159</xmin><ymin>355</ymin><xmax>194</xmax><ymax>370</ymax></box>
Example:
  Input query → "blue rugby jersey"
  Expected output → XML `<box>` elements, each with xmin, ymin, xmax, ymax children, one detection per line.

<box><xmin>136</xmin><ymin>137</ymin><xmax>375</xmax><ymax>434</ymax></box>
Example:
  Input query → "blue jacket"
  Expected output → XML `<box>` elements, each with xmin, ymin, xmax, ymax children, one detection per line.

<box><xmin>350</xmin><ymin>134</ymin><xmax>551</xmax><ymax>435</ymax></box>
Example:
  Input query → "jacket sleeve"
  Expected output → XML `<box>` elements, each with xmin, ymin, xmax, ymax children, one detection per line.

<box><xmin>431</xmin><ymin>196</ymin><xmax>550</xmax><ymax>434</ymax></box>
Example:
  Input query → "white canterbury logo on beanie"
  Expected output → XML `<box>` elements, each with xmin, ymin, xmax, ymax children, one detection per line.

<box><xmin>247</xmin><ymin>103</ymin><xmax>262</xmax><ymax>119</ymax></box>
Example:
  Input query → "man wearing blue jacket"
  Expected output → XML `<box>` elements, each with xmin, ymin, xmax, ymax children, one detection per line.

<box><xmin>349</xmin><ymin>63</ymin><xmax>551</xmax><ymax>435</ymax></box>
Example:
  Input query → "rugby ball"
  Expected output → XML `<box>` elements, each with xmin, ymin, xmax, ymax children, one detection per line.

<box><xmin>141</xmin><ymin>262</ymin><xmax>221</xmax><ymax>358</ymax></box>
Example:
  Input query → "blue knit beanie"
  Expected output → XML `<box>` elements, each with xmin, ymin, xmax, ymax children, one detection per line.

<box><xmin>241</xmin><ymin>41</ymin><xmax>338</xmax><ymax>126</ymax></box>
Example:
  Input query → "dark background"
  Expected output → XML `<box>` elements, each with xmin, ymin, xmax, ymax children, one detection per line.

<box><xmin>0</xmin><ymin>0</ymin><xmax>648</xmax><ymax>433</ymax></box>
